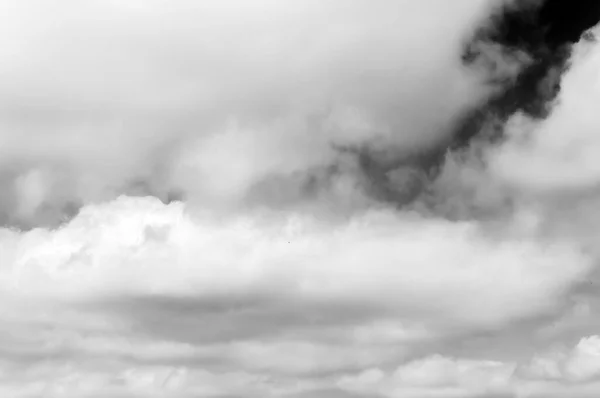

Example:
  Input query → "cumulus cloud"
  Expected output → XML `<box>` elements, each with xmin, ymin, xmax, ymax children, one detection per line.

<box><xmin>335</xmin><ymin>336</ymin><xmax>600</xmax><ymax>398</ymax></box>
<box><xmin>491</xmin><ymin>28</ymin><xmax>600</xmax><ymax>194</ymax></box>
<box><xmin>0</xmin><ymin>192</ymin><xmax>592</xmax><ymax>397</ymax></box>
<box><xmin>1</xmin><ymin>196</ymin><xmax>589</xmax><ymax>328</ymax></box>
<box><xmin>521</xmin><ymin>335</ymin><xmax>600</xmax><ymax>383</ymax></box>
<box><xmin>1</xmin><ymin>0</ymin><xmax>600</xmax><ymax>397</ymax></box>
<box><xmin>339</xmin><ymin>356</ymin><xmax>516</xmax><ymax>398</ymax></box>
<box><xmin>0</xmin><ymin>0</ymin><xmax>510</xmax><ymax>226</ymax></box>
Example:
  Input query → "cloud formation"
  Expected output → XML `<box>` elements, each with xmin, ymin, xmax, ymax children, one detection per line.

<box><xmin>492</xmin><ymin>30</ymin><xmax>600</xmax><ymax>193</ymax></box>
<box><xmin>0</xmin><ymin>0</ymin><xmax>509</xmax><ymax>226</ymax></box>
<box><xmin>1</xmin><ymin>0</ymin><xmax>600</xmax><ymax>397</ymax></box>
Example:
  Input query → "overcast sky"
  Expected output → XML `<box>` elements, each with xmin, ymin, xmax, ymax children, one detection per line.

<box><xmin>1</xmin><ymin>1</ymin><xmax>600</xmax><ymax>397</ymax></box>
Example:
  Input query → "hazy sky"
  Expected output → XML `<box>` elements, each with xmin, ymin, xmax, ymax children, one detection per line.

<box><xmin>1</xmin><ymin>1</ymin><xmax>600</xmax><ymax>397</ymax></box>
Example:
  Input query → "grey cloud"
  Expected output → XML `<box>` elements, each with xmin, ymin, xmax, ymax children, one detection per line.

<box><xmin>0</xmin><ymin>0</ymin><xmax>509</xmax><ymax>227</ymax></box>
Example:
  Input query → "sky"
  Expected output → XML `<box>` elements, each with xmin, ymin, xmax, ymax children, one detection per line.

<box><xmin>1</xmin><ymin>0</ymin><xmax>600</xmax><ymax>397</ymax></box>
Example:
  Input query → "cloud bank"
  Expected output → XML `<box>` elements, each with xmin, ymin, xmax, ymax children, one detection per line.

<box><xmin>1</xmin><ymin>0</ymin><xmax>600</xmax><ymax>397</ymax></box>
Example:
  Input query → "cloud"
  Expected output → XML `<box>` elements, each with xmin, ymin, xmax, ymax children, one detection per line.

<box><xmin>338</xmin><ymin>355</ymin><xmax>516</xmax><ymax>398</ymax></box>
<box><xmin>520</xmin><ymin>335</ymin><xmax>600</xmax><ymax>383</ymax></box>
<box><xmin>0</xmin><ymin>192</ymin><xmax>591</xmax><ymax>396</ymax></box>
<box><xmin>0</xmin><ymin>0</ymin><xmax>510</xmax><ymax>226</ymax></box>
<box><xmin>491</xmin><ymin>29</ymin><xmax>600</xmax><ymax>194</ymax></box>
<box><xmin>1</xmin><ymin>195</ymin><xmax>589</xmax><ymax>330</ymax></box>
<box><xmin>2</xmin><ymin>1</ymin><xmax>600</xmax><ymax>398</ymax></box>
<box><xmin>335</xmin><ymin>336</ymin><xmax>600</xmax><ymax>398</ymax></box>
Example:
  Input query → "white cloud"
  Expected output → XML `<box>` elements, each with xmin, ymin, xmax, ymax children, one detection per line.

<box><xmin>491</xmin><ymin>33</ymin><xmax>600</xmax><ymax>194</ymax></box>
<box><xmin>2</xmin><ymin>1</ymin><xmax>600</xmax><ymax>397</ymax></box>
<box><xmin>391</xmin><ymin>355</ymin><xmax>515</xmax><ymax>389</ymax></box>
<box><xmin>520</xmin><ymin>335</ymin><xmax>600</xmax><ymax>383</ymax></box>
<box><xmin>565</xmin><ymin>336</ymin><xmax>600</xmax><ymax>381</ymax></box>
<box><xmin>338</xmin><ymin>356</ymin><xmax>516</xmax><ymax>397</ymax></box>
<box><xmin>0</xmin><ymin>191</ymin><xmax>591</xmax><ymax>396</ymax></box>
<box><xmin>335</xmin><ymin>336</ymin><xmax>600</xmax><ymax>398</ymax></box>
<box><xmin>0</xmin><ymin>195</ymin><xmax>589</xmax><ymax>332</ymax></box>
<box><xmin>0</xmin><ymin>0</ymin><xmax>509</xmax><ymax>224</ymax></box>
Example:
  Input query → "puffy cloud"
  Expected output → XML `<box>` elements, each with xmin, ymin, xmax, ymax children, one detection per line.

<box><xmin>0</xmin><ymin>193</ymin><xmax>591</xmax><ymax>396</ymax></box>
<box><xmin>338</xmin><ymin>355</ymin><xmax>516</xmax><ymax>397</ymax></box>
<box><xmin>520</xmin><ymin>335</ymin><xmax>600</xmax><ymax>383</ymax></box>
<box><xmin>0</xmin><ymin>195</ymin><xmax>589</xmax><ymax>331</ymax></box>
<box><xmin>0</xmin><ymin>0</ymin><xmax>509</xmax><ymax>225</ymax></box>
<box><xmin>2</xmin><ymin>1</ymin><xmax>600</xmax><ymax>397</ymax></box>
<box><xmin>565</xmin><ymin>337</ymin><xmax>600</xmax><ymax>382</ymax></box>
<box><xmin>391</xmin><ymin>355</ymin><xmax>515</xmax><ymax>389</ymax></box>
<box><xmin>491</xmin><ymin>28</ymin><xmax>600</xmax><ymax>194</ymax></box>
<box><xmin>335</xmin><ymin>336</ymin><xmax>600</xmax><ymax>398</ymax></box>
